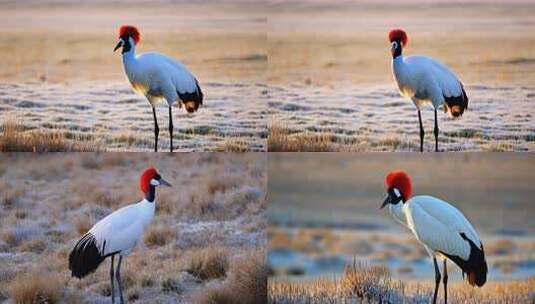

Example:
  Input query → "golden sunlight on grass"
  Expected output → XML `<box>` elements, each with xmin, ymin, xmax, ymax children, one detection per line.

<box><xmin>268</xmin><ymin>122</ymin><xmax>338</xmax><ymax>152</ymax></box>
<box><xmin>0</xmin><ymin>117</ymin><xmax>99</xmax><ymax>152</ymax></box>
<box><xmin>269</xmin><ymin>262</ymin><xmax>535</xmax><ymax>304</ymax></box>
<box><xmin>9</xmin><ymin>271</ymin><xmax>62</xmax><ymax>304</ymax></box>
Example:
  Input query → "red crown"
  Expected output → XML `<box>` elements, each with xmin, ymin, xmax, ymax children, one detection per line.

<box><xmin>388</xmin><ymin>28</ymin><xmax>408</xmax><ymax>47</ymax></box>
<box><xmin>119</xmin><ymin>25</ymin><xmax>140</xmax><ymax>45</ymax></box>
<box><xmin>385</xmin><ymin>170</ymin><xmax>413</xmax><ymax>200</ymax></box>
<box><xmin>140</xmin><ymin>167</ymin><xmax>157</xmax><ymax>194</ymax></box>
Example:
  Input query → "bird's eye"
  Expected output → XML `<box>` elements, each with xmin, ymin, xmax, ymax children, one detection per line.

<box><xmin>393</xmin><ymin>188</ymin><xmax>401</xmax><ymax>198</ymax></box>
<box><xmin>391</xmin><ymin>41</ymin><xmax>398</xmax><ymax>49</ymax></box>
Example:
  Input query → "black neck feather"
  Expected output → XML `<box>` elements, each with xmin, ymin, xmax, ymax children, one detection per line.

<box><xmin>145</xmin><ymin>185</ymin><xmax>156</xmax><ymax>202</ymax></box>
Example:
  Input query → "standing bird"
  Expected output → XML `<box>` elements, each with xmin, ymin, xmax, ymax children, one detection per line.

<box><xmin>114</xmin><ymin>25</ymin><xmax>203</xmax><ymax>152</ymax></box>
<box><xmin>389</xmin><ymin>28</ymin><xmax>468</xmax><ymax>152</ymax></box>
<box><xmin>380</xmin><ymin>171</ymin><xmax>487</xmax><ymax>304</ymax></box>
<box><xmin>69</xmin><ymin>168</ymin><xmax>171</xmax><ymax>304</ymax></box>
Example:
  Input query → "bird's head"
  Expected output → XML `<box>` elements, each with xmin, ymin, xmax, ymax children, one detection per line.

<box><xmin>114</xmin><ymin>25</ymin><xmax>141</xmax><ymax>54</ymax></box>
<box><xmin>381</xmin><ymin>170</ymin><xmax>412</xmax><ymax>209</ymax></box>
<box><xmin>388</xmin><ymin>28</ymin><xmax>408</xmax><ymax>58</ymax></box>
<box><xmin>140</xmin><ymin>167</ymin><xmax>171</xmax><ymax>196</ymax></box>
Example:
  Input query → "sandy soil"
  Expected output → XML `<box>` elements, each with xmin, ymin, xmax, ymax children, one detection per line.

<box><xmin>0</xmin><ymin>0</ymin><xmax>267</xmax><ymax>151</ymax></box>
<box><xmin>267</xmin><ymin>1</ymin><xmax>535</xmax><ymax>151</ymax></box>
<box><xmin>268</xmin><ymin>153</ymin><xmax>535</xmax><ymax>283</ymax></box>
<box><xmin>0</xmin><ymin>153</ymin><xmax>266</xmax><ymax>303</ymax></box>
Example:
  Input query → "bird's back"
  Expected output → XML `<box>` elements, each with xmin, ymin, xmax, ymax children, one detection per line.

<box><xmin>90</xmin><ymin>201</ymin><xmax>154</xmax><ymax>255</ymax></box>
<box><xmin>69</xmin><ymin>200</ymin><xmax>154</xmax><ymax>278</ymax></box>
<box><xmin>393</xmin><ymin>55</ymin><xmax>466</xmax><ymax>112</ymax></box>
<box><xmin>404</xmin><ymin>195</ymin><xmax>487</xmax><ymax>286</ymax></box>
<box><xmin>405</xmin><ymin>195</ymin><xmax>481</xmax><ymax>249</ymax></box>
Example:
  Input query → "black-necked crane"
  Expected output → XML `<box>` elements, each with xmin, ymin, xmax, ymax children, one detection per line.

<box><xmin>389</xmin><ymin>28</ymin><xmax>469</xmax><ymax>152</ymax></box>
<box><xmin>114</xmin><ymin>25</ymin><xmax>203</xmax><ymax>152</ymax></box>
<box><xmin>69</xmin><ymin>167</ymin><xmax>171</xmax><ymax>304</ymax></box>
<box><xmin>380</xmin><ymin>170</ymin><xmax>487</xmax><ymax>304</ymax></box>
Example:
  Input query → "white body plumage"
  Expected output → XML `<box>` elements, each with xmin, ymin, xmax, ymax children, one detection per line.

<box><xmin>392</xmin><ymin>55</ymin><xmax>465</xmax><ymax>111</ymax></box>
<box><xmin>388</xmin><ymin>195</ymin><xmax>482</xmax><ymax>260</ymax></box>
<box><xmin>122</xmin><ymin>37</ymin><xmax>201</xmax><ymax>107</ymax></box>
<box><xmin>88</xmin><ymin>199</ymin><xmax>155</xmax><ymax>257</ymax></box>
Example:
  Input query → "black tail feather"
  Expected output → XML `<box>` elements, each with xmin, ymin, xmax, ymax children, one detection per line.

<box><xmin>178</xmin><ymin>79</ymin><xmax>203</xmax><ymax>113</ymax></box>
<box><xmin>444</xmin><ymin>83</ymin><xmax>468</xmax><ymax>118</ymax></box>
<box><xmin>440</xmin><ymin>233</ymin><xmax>487</xmax><ymax>287</ymax></box>
<box><xmin>68</xmin><ymin>233</ymin><xmax>107</xmax><ymax>279</ymax></box>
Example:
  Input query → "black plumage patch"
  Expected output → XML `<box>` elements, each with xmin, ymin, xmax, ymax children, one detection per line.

<box><xmin>439</xmin><ymin>232</ymin><xmax>487</xmax><ymax>287</ymax></box>
<box><xmin>69</xmin><ymin>233</ymin><xmax>114</xmax><ymax>279</ymax></box>
<box><xmin>178</xmin><ymin>79</ymin><xmax>203</xmax><ymax>113</ymax></box>
<box><xmin>443</xmin><ymin>83</ymin><xmax>468</xmax><ymax>118</ymax></box>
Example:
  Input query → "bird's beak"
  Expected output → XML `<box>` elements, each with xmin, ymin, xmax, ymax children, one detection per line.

<box><xmin>113</xmin><ymin>39</ymin><xmax>124</xmax><ymax>52</ymax></box>
<box><xmin>380</xmin><ymin>193</ymin><xmax>391</xmax><ymax>209</ymax></box>
<box><xmin>160</xmin><ymin>178</ymin><xmax>172</xmax><ymax>187</ymax></box>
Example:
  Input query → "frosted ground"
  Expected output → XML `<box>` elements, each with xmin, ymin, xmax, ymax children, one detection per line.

<box><xmin>1</xmin><ymin>82</ymin><xmax>267</xmax><ymax>151</ymax></box>
<box><xmin>267</xmin><ymin>0</ymin><xmax>535</xmax><ymax>152</ymax></box>
<box><xmin>0</xmin><ymin>153</ymin><xmax>267</xmax><ymax>303</ymax></box>
<box><xmin>0</xmin><ymin>0</ymin><xmax>267</xmax><ymax>152</ymax></box>
<box><xmin>269</xmin><ymin>84</ymin><xmax>535</xmax><ymax>151</ymax></box>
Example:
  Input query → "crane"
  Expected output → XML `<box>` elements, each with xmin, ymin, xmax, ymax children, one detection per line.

<box><xmin>69</xmin><ymin>167</ymin><xmax>171</xmax><ymax>304</ymax></box>
<box><xmin>114</xmin><ymin>25</ymin><xmax>203</xmax><ymax>152</ymax></box>
<box><xmin>389</xmin><ymin>28</ymin><xmax>468</xmax><ymax>152</ymax></box>
<box><xmin>380</xmin><ymin>170</ymin><xmax>487</xmax><ymax>304</ymax></box>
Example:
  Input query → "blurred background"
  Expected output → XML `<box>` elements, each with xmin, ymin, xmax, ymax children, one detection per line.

<box><xmin>268</xmin><ymin>153</ymin><xmax>535</xmax><ymax>283</ymax></box>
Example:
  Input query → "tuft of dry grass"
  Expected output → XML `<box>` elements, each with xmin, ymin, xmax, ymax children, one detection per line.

<box><xmin>195</xmin><ymin>250</ymin><xmax>268</xmax><ymax>304</ymax></box>
<box><xmin>143</xmin><ymin>226</ymin><xmax>176</xmax><ymax>247</ymax></box>
<box><xmin>268</xmin><ymin>123</ymin><xmax>336</xmax><ymax>152</ymax></box>
<box><xmin>0</xmin><ymin>118</ymin><xmax>99</xmax><ymax>152</ymax></box>
<box><xmin>72</xmin><ymin>215</ymin><xmax>92</xmax><ymax>236</ymax></box>
<box><xmin>215</xmin><ymin>138</ymin><xmax>252</xmax><ymax>152</ymax></box>
<box><xmin>206</xmin><ymin>175</ymin><xmax>241</xmax><ymax>196</ymax></box>
<box><xmin>185</xmin><ymin>247</ymin><xmax>229</xmax><ymax>281</ymax></box>
<box><xmin>1</xmin><ymin>187</ymin><xmax>25</xmax><ymax>208</ymax></box>
<box><xmin>9</xmin><ymin>271</ymin><xmax>62</xmax><ymax>304</ymax></box>
<box><xmin>269</xmin><ymin>262</ymin><xmax>535</xmax><ymax>304</ymax></box>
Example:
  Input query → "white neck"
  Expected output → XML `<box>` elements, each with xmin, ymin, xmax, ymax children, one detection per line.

<box><xmin>389</xmin><ymin>202</ymin><xmax>407</xmax><ymax>227</ymax></box>
<box><xmin>122</xmin><ymin>46</ymin><xmax>136</xmax><ymax>62</ymax></box>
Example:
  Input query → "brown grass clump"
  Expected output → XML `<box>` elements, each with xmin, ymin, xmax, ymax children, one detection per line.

<box><xmin>72</xmin><ymin>215</ymin><xmax>92</xmax><ymax>236</ymax></box>
<box><xmin>0</xmin><ymin>118</ymin><xmax>99</xmax><ymax>152</ymax></box>
<box><xmin>269</xmin><ymin>263</ymin><xmax>535</xmax><ymax>304</ymax></box>
<box><xmin>268</xmin><ymin>123</ymin><xmax>336</xmax><ymax>152</ymax></box>
<box><xmin>206</xmin><ymin>175</ymin><xmax>240</xmax><ymax>196</ymax></box>
<box><xmin>19</xmin><ymin>239</ymin><xmax>47</xmax><ymax>253</ymax></box>
<box><xmin>1</xmin><ymin>187</ymin><xmax>25</xmax><ymax>208</ymax></box>
<box><xmin>215</xmin><ymin>138</ymin><xmax>252</xmax><ymax>152</ymax></box>
<box><xmin>9</xmin><ymin>271</ymin><xmax>62</xmax><ymax>304</ymax></box>
<box><xmin>195</xmin><ymin>250</ymin><xmax>268</xmax><ymax>304</ymax></box>
<box><xmin>185</xmin><ymin>247</ymin><xmax>229</xmax><ymax>281</ymax></box>
<box><xmin>144</xmin><ymin>226</ymin><xmax>176</xmax><ymax>247</ymax></box>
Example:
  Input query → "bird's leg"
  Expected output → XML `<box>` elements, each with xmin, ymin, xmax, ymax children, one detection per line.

<box><xmin>168</xmin><ymin>106</ymin><xmax>173</xmax><ymax>153</ymax></box>
<box><xmin>110</xmin><ymin>255</ymin><xmax>115</xmax><ymax>304</ymax></box>
<box><xmin>152</xmin><ymin>106</ymin><xmax>159</xmax><ymax>152</ymax></box>
<box><xmin>418</xmin><ymin>110</ymin><xmax>425</xmax><ymax>152</ymax></box>
<box><xmin>116</xmin><ymin>256</ymin><xmax>124</xmax><ymax>304</ymax></box>
<box><xmin>432</xmin><ymin>257</ymin><xmax>441</xmax><ymax>304</ymax></box>
<box><xmin>443</xmin><ymin>259</ymin><xmax>448</xmax><ymax>304</ymax></box>
<box><xmin>434</xmin><ymin>109</ymin><xmax>439</xmax><ymax>152</ymax></box>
